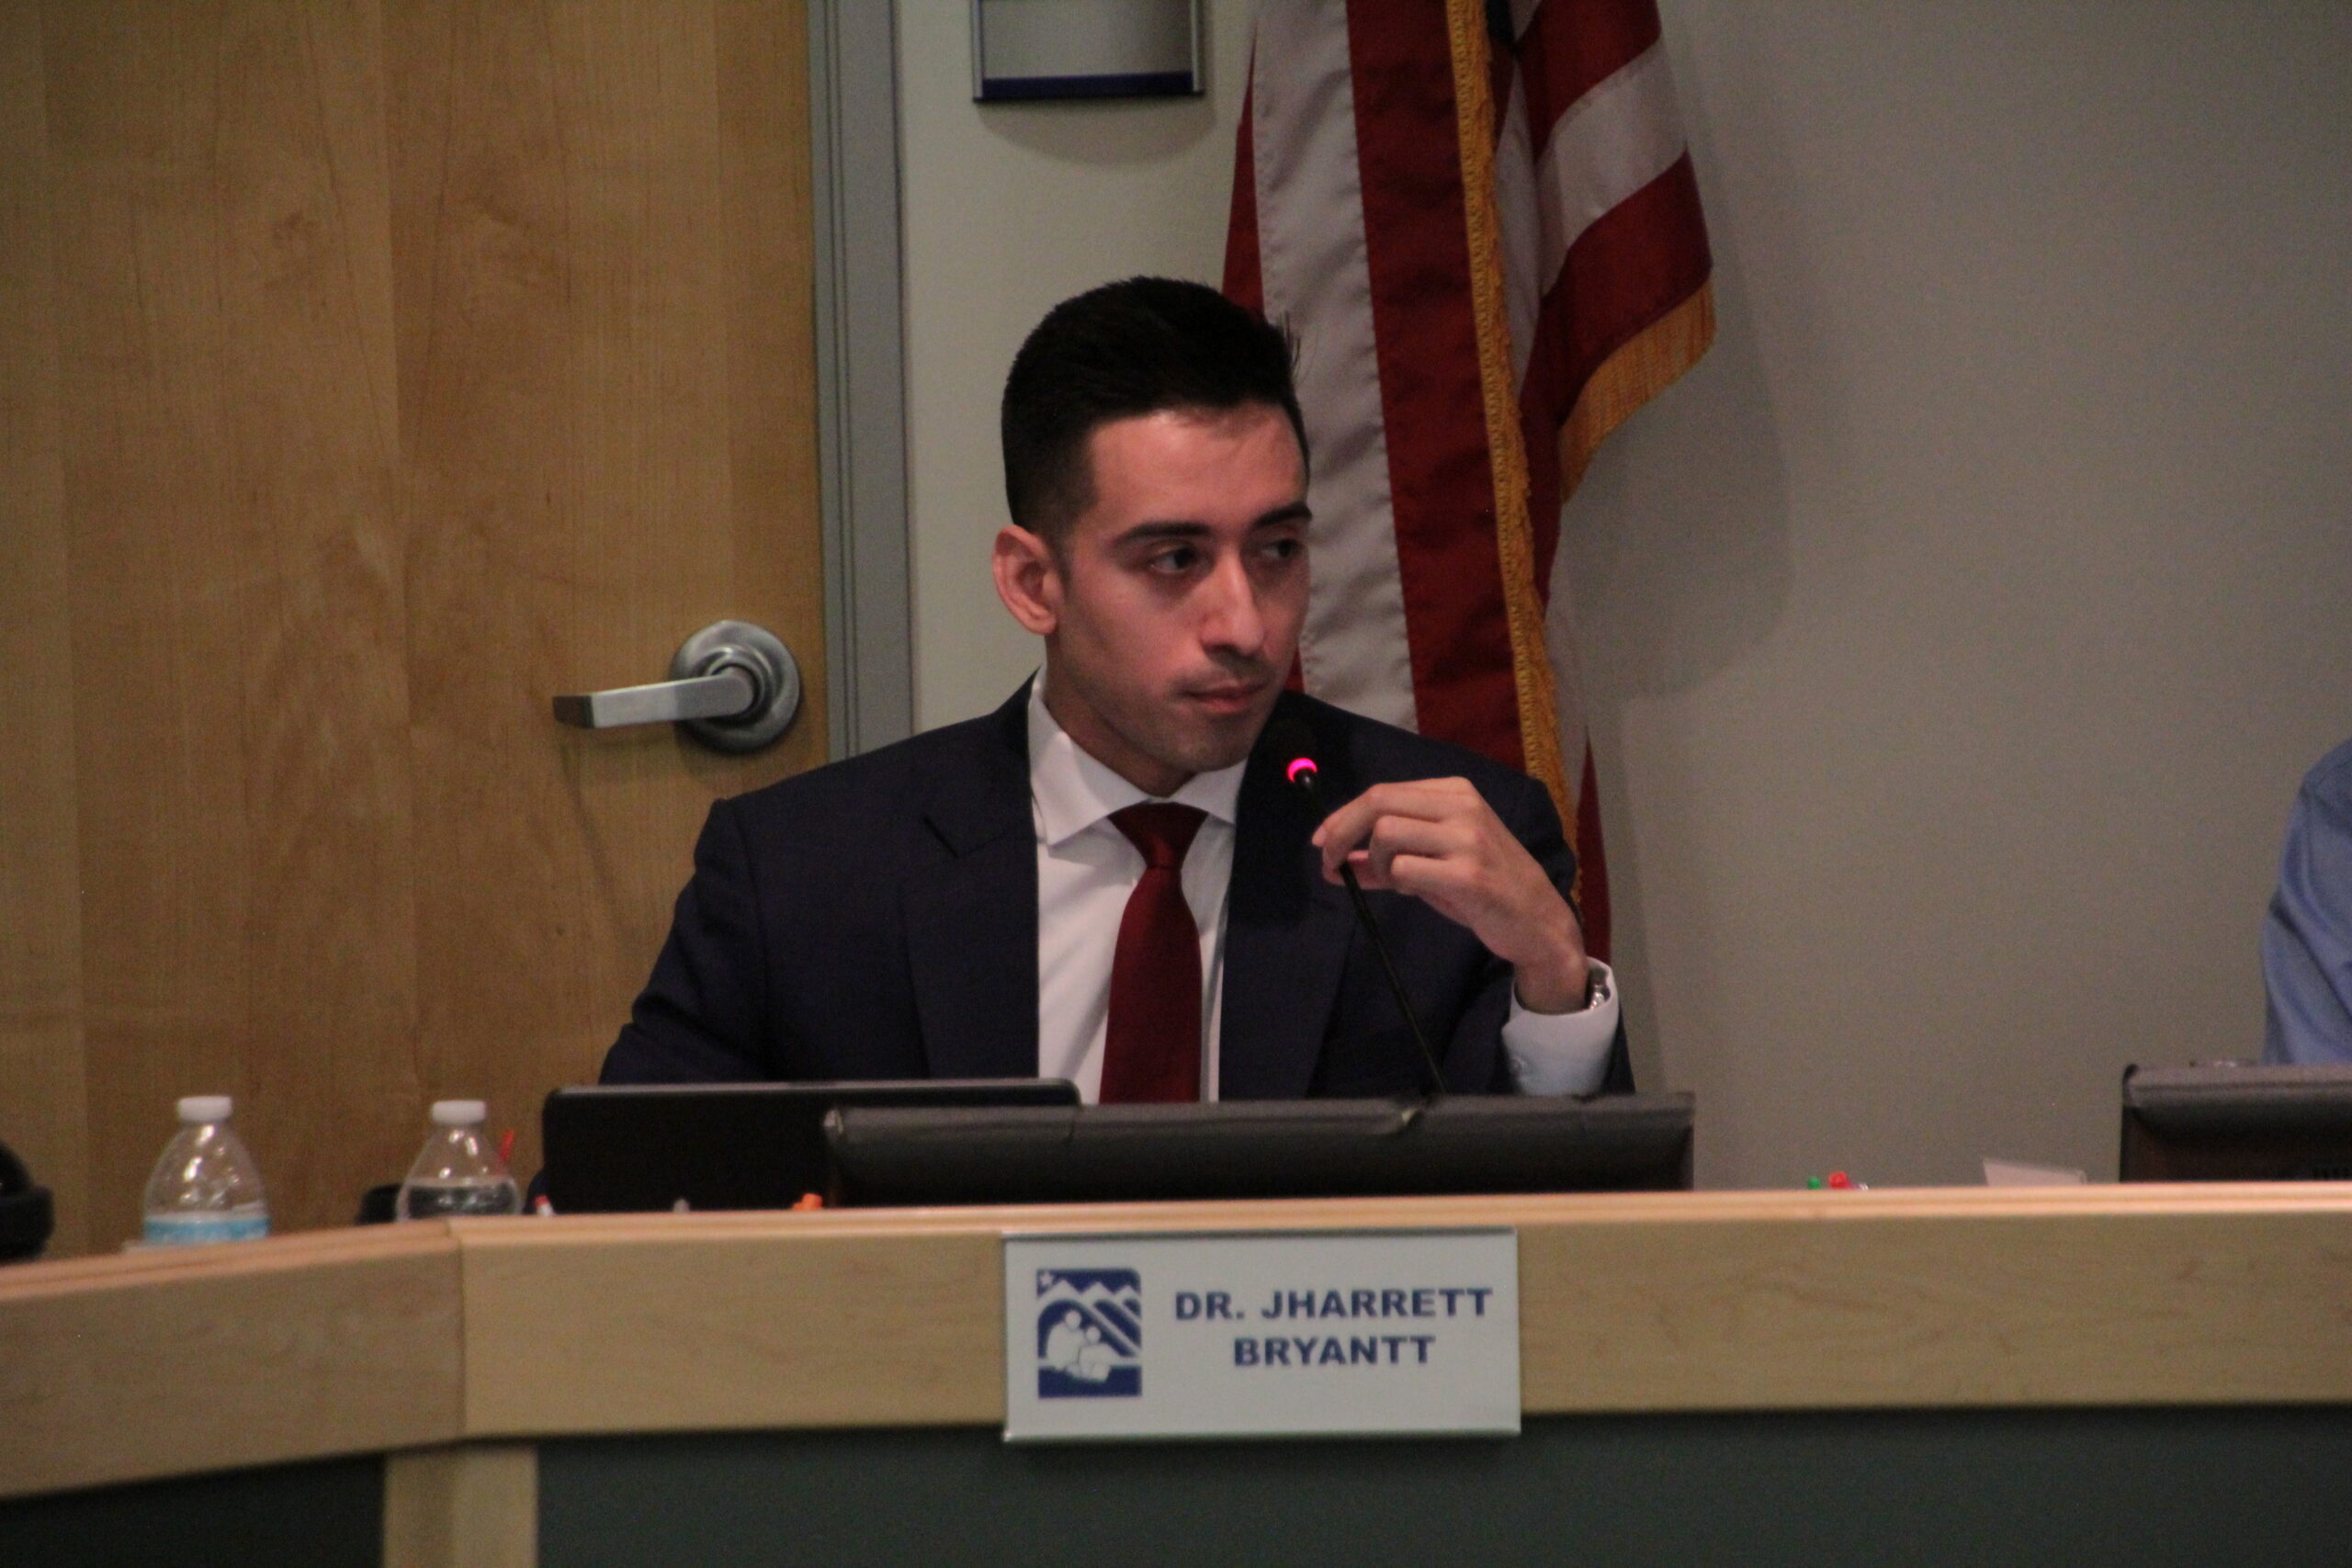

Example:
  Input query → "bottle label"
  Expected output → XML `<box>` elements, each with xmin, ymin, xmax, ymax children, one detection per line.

<box><xmin>143</xmin><ymin>1212</ymin><xmax>270</xmax><ymax>1246</ymax></box>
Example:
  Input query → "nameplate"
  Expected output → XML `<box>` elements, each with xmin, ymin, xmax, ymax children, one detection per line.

<box><xmin>1001</xmin><ymin>1229</ymin><xmax>1520</xmax><ymax>1441</ymax></box>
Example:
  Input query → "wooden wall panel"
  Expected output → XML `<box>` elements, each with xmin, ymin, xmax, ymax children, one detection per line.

<box><xmin>0</xmin><ymin>0</ymin><xmax>89</xmax><ymax>1258</ymax></box>
<box><xmin>43</xmin><ymin>1</ymin><xmax>420</xmax><ymax>1247</ymax></box>
<box><xmin>389</xmin><ymin>0</ymin><xmax>603</xmax><ymax>1201</ymax></box>
<box><xmin>6</xmin><ymin>0</ymin><xmax>822</xmax><ymax>1250</ymax></box>
<box><xmin>392</xmin><ymin>0</ymin><xmax>821</xmax><ymax>1196</ymax></box>
<box><xmin>209</xmin><ymin>0</ymin><xmax>420</xmax><ymax>1241</ymax></box>
<box><xmin>47</xmin><ymin>2</ymin><xmax>267</xmax><ymax>1241</ymax></box>
<box><xmin>716</xmin><ymin>0</ymin><xmax>828</xmax><ymax>774</ymax></box>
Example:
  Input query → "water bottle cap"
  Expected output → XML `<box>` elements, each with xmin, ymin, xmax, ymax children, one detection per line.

<box><xmin>176</xmin><ymin>1095</ymin><xmax>232</xmax><ymax>1123</ymax></box>
<box><xmin>430</xmin><ymin>1100</ymin><xmax>489</xmax><ymax>1126</ymax></box>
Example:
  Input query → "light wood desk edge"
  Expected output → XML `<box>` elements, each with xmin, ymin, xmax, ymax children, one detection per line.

<box><xmin>5</xmin><ymin>1183</ymin><xmax>2351</xmax><ymax>1503</ymax></box>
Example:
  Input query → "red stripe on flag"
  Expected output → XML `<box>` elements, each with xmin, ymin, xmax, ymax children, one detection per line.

<box><xmin>1514</xmin><ymin>0</ymin><xmax>1663</xmax><ymax>149</ymax></box>
<box><xmin>1221</xmin><ymin>78</ymin><xmax>1263</xmax><ymax>314</ymax></box>
<box><xmin>1345</xmin><ymin>1</ymin><xmax>1522</xmax><ymax>768</ymax></box>
<box><xmin>1519</xmin><ymin>154</ymin><xmax>1713</xmax><ymax>448</ymax></box>
<box><xmin>1519</xmin><ymin>156</ymin><xmax>1710</xmax><ymax>590</ymax></box>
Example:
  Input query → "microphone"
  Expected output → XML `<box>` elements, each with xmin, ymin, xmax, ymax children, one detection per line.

<box><xmin>1262</xmin><ymin>718</ymin><xmax>1448</xmax><ymax>1100</ymax></box>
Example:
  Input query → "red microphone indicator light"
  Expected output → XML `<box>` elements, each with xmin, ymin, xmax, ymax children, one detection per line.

<box><xmin>1284</xmin><ymin>755</ymin><xmax>1317</xmax><ymax>787</ymax></box>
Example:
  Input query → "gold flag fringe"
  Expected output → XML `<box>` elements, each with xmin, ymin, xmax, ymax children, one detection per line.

<box><xmin>1445</xmin><ymin>0</ymin><xmax>1571</xmax><ymax>831</ymax></box>
<box><xmin>1558</xmin><ymin>283</ymin><xmax>1718</xmax><ymax>501</ymax></box>
<box><xmin>1445</xmin><ymin>0</ymin><xmax>1715</xmax><ymax>923</ymax></box>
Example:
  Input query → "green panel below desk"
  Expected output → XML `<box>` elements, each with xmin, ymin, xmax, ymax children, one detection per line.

<box><xmin>0</xmin><ymin>1454</ymin><xmax>379</xmax><ymax>1568</ymax></box>
<box><xmin>541</xmin><ymin>1409</ymin><xmax>2352</xmax><ymax>1568</ymax></box>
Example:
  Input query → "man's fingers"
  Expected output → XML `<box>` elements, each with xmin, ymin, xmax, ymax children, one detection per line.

<box><xmin>1313</xmin><ymin>778</ymin><xmax>1480</xmax><ymax>873</ymax></box>
<box><xmin>1342</xmin><ymin>845</ymin><xmax>1475</xmax><ymax>898</ymax></box>
<box><xmin>1385</xmin><ymin>850</ymin><xmax>1486</xmax><ymax>907</ymax></box>
<box><xmin>1313</xmin><ymin>780</ymin><xmax>1470</xmax><ymax>844</ymax></box>
<box><xmin>1363</xmin><ymin>815</ymin><xmax>1475</xmax><ymax>882</ymax></box>
<box><xmin>1310</xmin><ymin>777</ymin><xmax>1583</xmax><ymax>978</ymax></box>
<box><xmin>1354</xmin><ymin>852</ymin><xmax>1482</xmax><ymax>926</ymax></box>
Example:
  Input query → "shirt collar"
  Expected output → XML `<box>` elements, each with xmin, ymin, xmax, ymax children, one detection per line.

<box><xmin>1028</xmin><ymin>670</ymin><xmax>1246</xmax><ymax>850</ymax></box>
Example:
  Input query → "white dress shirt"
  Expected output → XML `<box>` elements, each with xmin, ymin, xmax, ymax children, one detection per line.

<box><xmin>1028</xmin><ymin>677</ymin><xmax>1619</xmax><ymax>1102</ymax></box>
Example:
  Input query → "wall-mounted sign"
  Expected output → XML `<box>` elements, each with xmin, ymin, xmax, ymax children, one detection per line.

<box><xmin>1002</xmin><ymin>1229</ymin><xmax>1521</xmax><ymax>1441</ymax></box>
<box><xmin>972</xmin><ymin>0</ymin><xmax>1204</xmax><ymax>103</ymax></box>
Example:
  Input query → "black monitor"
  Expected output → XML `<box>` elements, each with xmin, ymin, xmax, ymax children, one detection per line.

<box><xmin>541</xmin><ymin>1078</ymin><xmax>1080</xmax><ymax>1213</ymax></box>
<box><xmin>822</xmin><ymin>1093</ymin><xmax>1695</xmax><ymax>1206</ymax></box>
<box><xmin>2120</xmin><ymin>1063</ymin><xmax>2352</xmax><ymax>1182</ymax></box>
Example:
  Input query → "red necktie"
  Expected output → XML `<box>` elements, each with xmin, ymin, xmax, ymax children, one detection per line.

<box><xmin>1099</xmin><ymin>803</ymin><xmax>1208</xmax><ymax>1103</ymax></box>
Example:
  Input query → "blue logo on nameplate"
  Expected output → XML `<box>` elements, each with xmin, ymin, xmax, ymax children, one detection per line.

<box><xmin>1035</xmin><ymin>1268</ymin><xmax>1142</xmax><ymax>1397</ymax></box>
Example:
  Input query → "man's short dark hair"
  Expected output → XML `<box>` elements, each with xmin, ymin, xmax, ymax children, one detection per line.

<box><xmin>1001</xmin><ymin>277</ymin><xmax>1306</xmax><ymax>543</ymax></box>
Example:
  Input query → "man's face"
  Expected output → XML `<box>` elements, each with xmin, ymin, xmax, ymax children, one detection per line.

<box><xmin>992</xmin><ymin>403</ymin><xmax>1310</xmax><ymax>796</ymax></box>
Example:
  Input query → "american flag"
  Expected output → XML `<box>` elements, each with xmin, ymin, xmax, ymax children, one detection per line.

<box><xmin>1223</xmin><ymin>0</ymin><xmax>1714</xmax><ymax>960</ymax></box>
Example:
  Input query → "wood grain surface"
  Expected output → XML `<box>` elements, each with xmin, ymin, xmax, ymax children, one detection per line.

<box><xmin>461</xmin><ymin>1220</ymin><xmax>1006</xmax><ymax>1436</ymax></box>
<box><xmin>384</xmin><ymin>1441</ymin><xmax>537</xmax><ymax>1568</ymax></box>
<box><xmin>0</xmin><ymin>0</ymin><xmax>90</xmax><ymax>1259</ymax></box>
<box><xmin>0</xmin><ymin>1223</ymin><xmax>461</xmax><ymax>1498</ymax></box>
<box><xmin>2</xmin><ymin>0</ymin><xmax>821</xmax><ymax>1252</ymax></box>
<box><xmin>459</xmin><ymin>1183</ymin><xmax>2352</xmax><ymax>1436</ymax></box>
<box><xmin>4</xmin><ymin>1187</ymin><xmax>2351</xmax><ymax>1502</ymax></box>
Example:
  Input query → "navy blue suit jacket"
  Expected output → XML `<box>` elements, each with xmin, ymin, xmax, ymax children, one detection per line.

<box><xmin>601</xmin><ymin>685</ymin><xmax>1633</xmax><ymax>1097</ymax></box>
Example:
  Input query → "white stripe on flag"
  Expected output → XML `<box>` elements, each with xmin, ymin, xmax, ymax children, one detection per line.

<box><xmin>1250</xmin><ymin>1</ymin><xmax>1417</xmax><ymax>730</ymax></box>
<box><xmin>1496</xmin><ymin>73</ymin><xmax>1544</xmax><ymax>389</ymax></box>
<box><xmin>1532</xmin><ymin>41</ymin><xmax>1689</xmax><ymax>293</ymax></box>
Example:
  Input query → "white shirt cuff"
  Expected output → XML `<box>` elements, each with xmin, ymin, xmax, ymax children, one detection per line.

<box><xmin>1501</xmin><ymin>960</ymin><xmax>1618</xmax><ymax>1096</ymax></box>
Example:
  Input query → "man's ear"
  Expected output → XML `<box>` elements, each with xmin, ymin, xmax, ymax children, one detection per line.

<box><xmin>992</xmin><ymin>523</ymin><xmax>1062</xmax><ymax>636</ymax></box>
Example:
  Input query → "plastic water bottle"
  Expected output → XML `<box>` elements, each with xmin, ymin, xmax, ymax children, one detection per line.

<box><xmin>141</xmin><ymin>1096</ymin><xmax>270</xmax><ymax>1246</ymax></box>
<box><xmin>397</xmin><ymin>1100</ymin><xmax>521</xmax><ymax>1219</ymax></box>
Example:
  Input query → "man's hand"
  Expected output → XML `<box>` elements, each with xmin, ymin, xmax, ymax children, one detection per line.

<box><xmin>1311</xmin><ymin>779</ymin><xmax>1592</xmax><ymax>1013</ymax></box>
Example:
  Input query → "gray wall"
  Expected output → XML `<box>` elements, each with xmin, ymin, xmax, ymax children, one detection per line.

<box><xmin>897</xmin><ymin>0</ymin><xmax>1252</xmax><ymax>729</ymax></box>
<box><xmin>895</xmin><ymin>1</ymin><xmax>2352</xmax><ymax>1187</ymax></box>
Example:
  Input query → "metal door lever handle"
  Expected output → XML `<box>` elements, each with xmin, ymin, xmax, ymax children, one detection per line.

<box><xmin>552</xmin><ymin>620</ymin><xmax>800</xmax><ymax>754</ymax></box>
<box><xmin>552</xmin><ymin>669</ymin><xmax>755</xmax><ymax>729</ymax></box>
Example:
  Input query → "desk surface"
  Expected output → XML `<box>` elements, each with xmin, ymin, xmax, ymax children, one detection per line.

<box><xmin>5</xmin><ymin>1183</ymin><xmax>2352</xmax><ymax>1500</ymax></box>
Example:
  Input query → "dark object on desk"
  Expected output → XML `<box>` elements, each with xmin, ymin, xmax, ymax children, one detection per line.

<box><xmin>0</xmin><ymin>1136</ymin><xmax>53</xmax><ymax>1263</ymax></box>
<box><xmin>823</xmin><ymin>1093</ymin><xmax>1695</xmax><ymax>1207</ymax></box>
<box><xmin>542</xmin><ymin>1078</ymin><xmax>1080</xmax><ymax>1213</ymax></box>
<box><xmin>2120</xmin><ymin>1063</ymin><xmax>2352</xmax><ymax>1181</ymax></box>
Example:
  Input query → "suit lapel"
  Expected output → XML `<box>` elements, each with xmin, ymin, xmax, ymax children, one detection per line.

<box><xmin>903</xmin><ymin>687</ymin><xmax>1040</xmax><ymax>1079</ymax></box>
<box><xmin>1220</xmin><ymin>698</ymin><xmax>1355</xmax><ymax>1099</ymax></box>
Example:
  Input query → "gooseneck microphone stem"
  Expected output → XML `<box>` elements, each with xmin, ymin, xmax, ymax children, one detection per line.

<box><xmin>1284</xmin><ymin>759</ymin><xmax>1448</xmax><ymax>1102</ymax></box>
<box><xmin>1335</xmin><ymin>852</ymin><xmax>1449</xmax><ymax>1102</ymax></box>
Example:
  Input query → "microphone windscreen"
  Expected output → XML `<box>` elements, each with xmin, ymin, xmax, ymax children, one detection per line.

<box><xmin>1261</xmin><ymin>716</ymin><xmax>1322</xmax><ymax>797</ymax></box>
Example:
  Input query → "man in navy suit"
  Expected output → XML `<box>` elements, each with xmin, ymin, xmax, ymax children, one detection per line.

<box><xmin>603</xmin><ymin>279</ymin><xmax>1627</xmax><ymax>1100</ymax></box>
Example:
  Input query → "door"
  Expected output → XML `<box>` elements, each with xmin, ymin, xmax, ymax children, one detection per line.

<box><xmin>0</xmin><ymin>0</ymin><xmax>827</xmax><ymax>1252</ymax></box>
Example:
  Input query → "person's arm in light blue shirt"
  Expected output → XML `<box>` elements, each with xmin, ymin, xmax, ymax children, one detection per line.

<box><xmin>2262</xmin><ymin>739</ymin><xmax>2352</xmax><ymax>1065</ymax></box>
